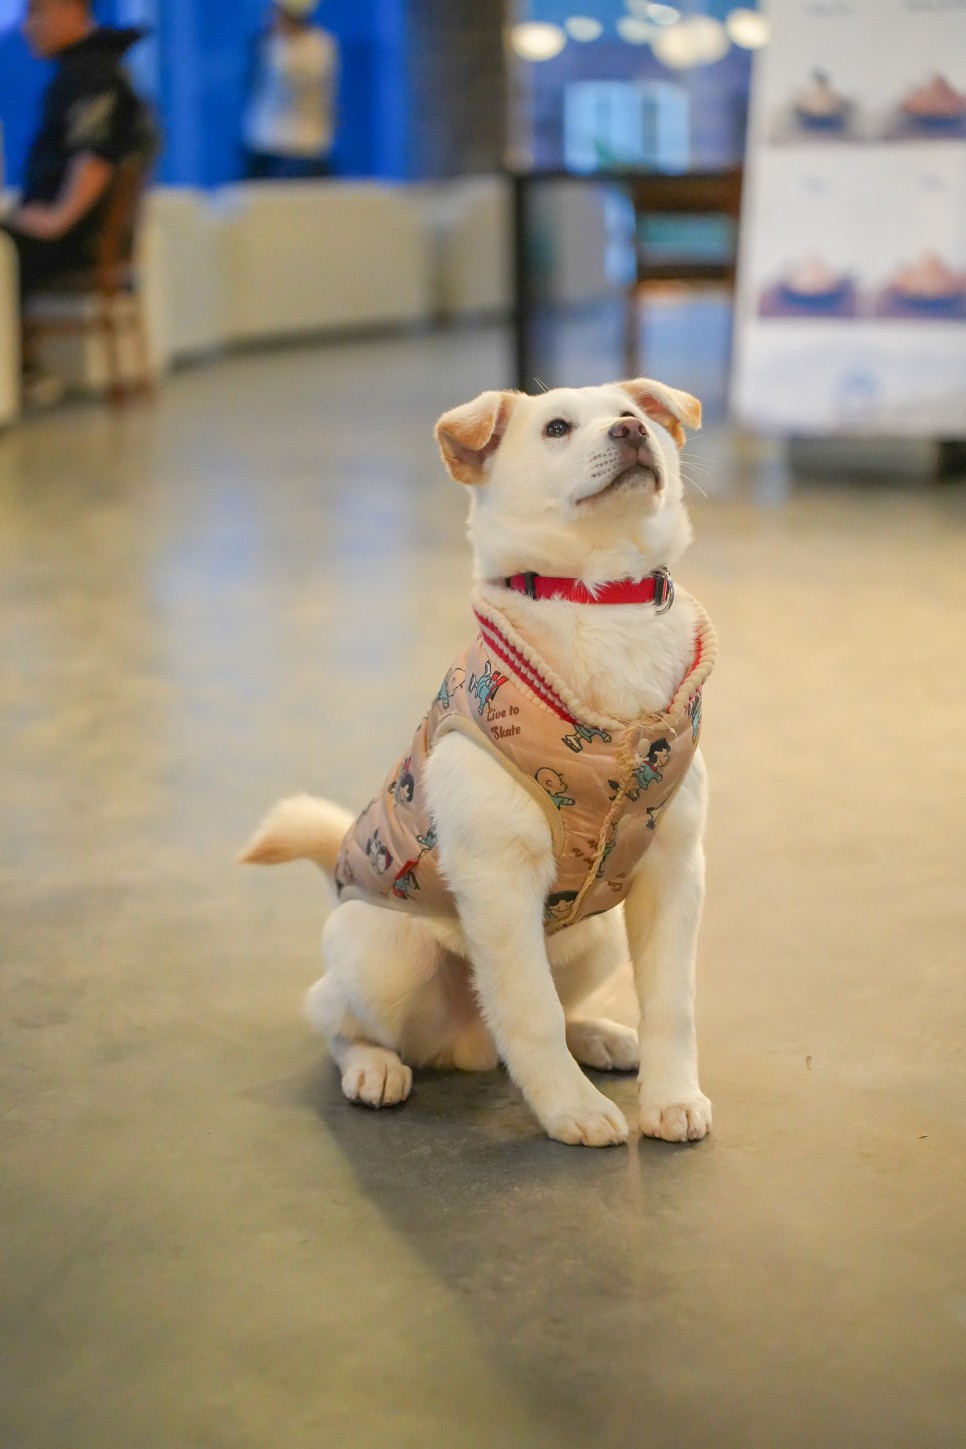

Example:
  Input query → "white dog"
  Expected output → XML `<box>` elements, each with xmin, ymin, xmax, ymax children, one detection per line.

<box><xmin>240</xmin><ymin>377</ymin><xmax>717</xmax><ymax>1148</ymax></box>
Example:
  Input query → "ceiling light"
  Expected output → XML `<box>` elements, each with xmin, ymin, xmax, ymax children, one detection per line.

<box><xmin>509</xmin><ymin>21</ymin><xmax>567</xmax><ymax>61</ymax></box>
<box><xmin>646</xmin><ymin>3</ymin><xmax>681</xmax><ymax>24</ymax></box>
<box><xmin>652</xmin><ymin>15</ymin><xmax>729</xmax><ymax>68</ymax></box>
<box><xmin>617</xmin><ymin>16</ymin><xmax>654</xmax><ymax>44</ymax></box>
<box><xmin>725</xmin><ymin>8</ymin><xmax>769</xmax><ymax>49</ymax></box>
<box><xmin>625</xmin><ymin>0</ymin><xmax>679</xmax><ymax>18</ymax></box>
<box><xmin>565</xmin><ymin>16</ymin><xmax>603</xmax><ymax>42</ymax></box>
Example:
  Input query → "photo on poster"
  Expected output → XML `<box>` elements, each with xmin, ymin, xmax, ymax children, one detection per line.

<box><xmin>769</xmin><ymin>67</ymin><xmax>966</xmax><ymax>145</ymax></box>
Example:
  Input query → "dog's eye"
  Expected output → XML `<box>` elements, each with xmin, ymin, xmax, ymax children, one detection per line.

<box><xmin>544</xmin><ymin>418</ymin><xmax>572</xmax><ymax>439</ymax></box>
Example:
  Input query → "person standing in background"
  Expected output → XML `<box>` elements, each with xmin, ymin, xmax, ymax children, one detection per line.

<box><xmin>243</xmin><ymin>0</ymin><xmax>338</xmax><ymax>180</ymax></box>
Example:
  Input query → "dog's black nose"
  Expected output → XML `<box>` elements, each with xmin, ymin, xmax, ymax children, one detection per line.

<box><xmin>609</xmin><ymin>417</ymin><xmax>648</xmax><ymax>442</ymax></box>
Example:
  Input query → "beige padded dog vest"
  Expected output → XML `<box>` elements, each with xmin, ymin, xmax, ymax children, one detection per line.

<box><xmin>335</xmin><ymin>594</ymin><xmax>716</xmax><ymax>934</ymax></box>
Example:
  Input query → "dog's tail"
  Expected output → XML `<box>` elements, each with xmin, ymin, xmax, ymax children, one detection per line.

<box><xmin>236</xmin><ymin>794</ymin><xmax>353</xmax><ymax>876</ymax></box>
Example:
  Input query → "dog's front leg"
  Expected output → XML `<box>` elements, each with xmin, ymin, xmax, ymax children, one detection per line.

<box><xmin>425</xmin><ymin>733</ymin><xmax>628</xmax><ymax>1147</ymax></box>
<box><xmin>624</xmin><ymin>754</ymin><xmax>712</xmax><ymax>1143</ymax></box>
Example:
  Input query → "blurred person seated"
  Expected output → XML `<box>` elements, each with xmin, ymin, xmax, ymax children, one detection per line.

<box><xmin>243</xmin><ymin>0</ymin><xmax>338</xmax><ymax>180</ymax></box>
<box><xmin>0</xmin><ymin>0</ymin><xmax>157</xmax><ymax>405</ymax></box>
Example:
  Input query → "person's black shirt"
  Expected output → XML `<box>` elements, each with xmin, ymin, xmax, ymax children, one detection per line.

<box><xmin>21</xmin><ymin>26</ymin><xmax>157</xmax><ymax>247</ymax></box>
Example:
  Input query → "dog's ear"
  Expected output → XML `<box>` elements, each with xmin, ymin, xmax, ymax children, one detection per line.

<box><xmin>620</xmin><ymin>378</ymin><xmax>701</xmax><ymax>450</ymax></box>
<box><xmin>435</xmin><ymin>391</ymin><xmax>518</xmax><ymax>485</ymax></box>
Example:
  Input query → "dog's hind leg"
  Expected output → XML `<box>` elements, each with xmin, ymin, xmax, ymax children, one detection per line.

<box><xmin>564</xmin><ymin>1018</ymin><xmax>638</xmax><ymax>1073</ymax></box>
<box><xmin>305</xmin><ymin>901</ymin><xmax>432</xmax><ymax>1106</ymax></box>
<box><xmin>330</xmin><ymin>1038</ymin><xmax>413</xmax><ymax>1107</ymax></box>
<box><xmin>305</xmin><ymin>899</ymin><xmax>491</xmax><ymax>1106</ymax></box>
<box><xmin>550</xmin><ymin>915</ymin><xmax>639</xmax><ymax>1073</ymax></box>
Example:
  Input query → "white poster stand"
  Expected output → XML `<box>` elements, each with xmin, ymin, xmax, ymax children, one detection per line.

<box><xmin>731</xmin><ymin>0</ymin><xmax>966</xmax><ymax>437</ymax></box>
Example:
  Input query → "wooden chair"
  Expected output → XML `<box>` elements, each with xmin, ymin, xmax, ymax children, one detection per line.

<box><xmin>622</xmin><ymin>168</ymin><xmax>743</xmax><ymax>377</ymax></box>
<box><xmin>23</xmin><ymin>155</ymin><xmax>154</xmax><ymax>404</ymax></box>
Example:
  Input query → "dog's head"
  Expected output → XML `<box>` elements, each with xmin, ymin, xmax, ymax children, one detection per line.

<box><xmin>434</xmin><ymin>379</ymin><xmax>701</xmax><ymax>583</ymax></box>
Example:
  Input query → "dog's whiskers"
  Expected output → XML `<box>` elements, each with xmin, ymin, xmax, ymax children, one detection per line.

<box><xmin>680</xmin><ymin>469</ymin><xmax>708</xmax><ymax>500</ymax></box>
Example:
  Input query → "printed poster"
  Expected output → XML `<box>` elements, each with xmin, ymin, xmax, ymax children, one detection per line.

<box><xmin>731</xmin><ymin>0</ymin><xmax>966</xmax><ymax>434</ymax></box>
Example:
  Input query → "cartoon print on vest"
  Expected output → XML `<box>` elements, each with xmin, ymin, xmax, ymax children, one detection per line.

<box><xmin>562</xmin><ymin>722</ymin><xmax>612</xmax><ymax>754</ymax></box>
<box><xmin>392</xmin><ymin>858</ymin><xmax>421</xmax><ymax>899</ymax></box>
<box><xmin>390</xmin><ymin>755</ymin><xmax>415</xmax><ymax>804</ymax></box>
<box><xmin>611</xmin><ymin>737</ymin><xmax>672</xmax><ymax>802</ymax></box>
<box><xmin>335</xmin><ymin>854</ymin><xmax>355</xmax><ymax>898</ymax></box>
<box><xmin>646</xmin><ymin>800</ymin><xmax>669</xmax><ymax>831</ymax></box>
<box><xmin>366</xmin><ymin>829</ymin><xmax>393</xmax><ymax>874</ymax></box>
<box><xmin>468</xmin><ymin>658</ymin><xmax>508</xmax><ymax>716</ymax></box>
<box><xmin>435</xmin><ymin>666</ymin><xmax>466</xmax><ymax>709</ymax></box>
<box><xmin>391</xmin><ymin>818</ymin><xmax>439</xmax><ymax>899</ymax></box>
<box><xmin>595</xmin><ymin>822</ymin><xmax>618</xmax><ymax>879</ymax></box>
<box><xmin>687</xmin><ymin>692</ymin><xmax>702</xmax><ymax>743</ymax></box>
<box><xmin>535</xmin><ymin>767</ymin><xmax>575</xmax><ymax>810</ymax></box>
<box><xmin>544</xmin><ymin>889</ymin><xmax>579</xmax><ymax>925</ymax></box>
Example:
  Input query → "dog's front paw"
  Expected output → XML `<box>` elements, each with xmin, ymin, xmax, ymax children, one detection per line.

<box><xmin>639</xmin><ymin>1090</ymin><xmax>712</xmax><ymax>1143</ymax></box>
<box><xmin>542</xmin><ymin>1085</ymin><xmax>629</xmax><ymax>1147</ymax></box>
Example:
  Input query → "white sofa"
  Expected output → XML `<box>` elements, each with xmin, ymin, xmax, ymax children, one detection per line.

<box><xmin>415</xmin><ymin>174</ymin><xmax>616</xmax><ymax>322</ymax></box>
<box><xmin>142</xmin><ymin>186</ymin><xmax>226</xmax><ymax>366</ymax></box>
<box><xmin>0</xmin><ymin>230</ymin><xmax>20</xmax><ymax>426</ymax></box>
<box><xmin>215</xmin><ymin>181</ymin><xmax>433</xmax><ymax>346</ymax></box>
<box><xmin>418</xmin><ymin>176</ymin><xmax>512</xmax><ymax>321</ymax></box>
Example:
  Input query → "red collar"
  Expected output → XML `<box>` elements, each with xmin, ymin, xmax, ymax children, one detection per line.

<box><xmin>503</xmin><ymin>569</ymin><xmax>674</xmax><ymax>612</ymax></box>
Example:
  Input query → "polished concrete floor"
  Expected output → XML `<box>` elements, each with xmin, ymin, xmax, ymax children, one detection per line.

<box><xmin>1</xmin><ymin>327</ymin><xmax>965</xmax><ymax>1449</ymax></box>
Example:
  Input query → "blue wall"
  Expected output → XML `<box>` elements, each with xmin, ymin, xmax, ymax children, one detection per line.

<box><xmin>0</xmin><ymin>22</ymin><xmax>51</xmax><ymax>186</ymax></box>
<box><xmin>0</xmin><ymin>0</ymin><xmax>409</xmax><ymax>188</ymax></box>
